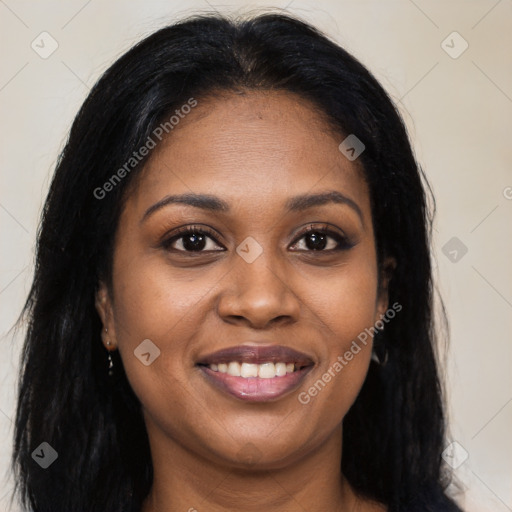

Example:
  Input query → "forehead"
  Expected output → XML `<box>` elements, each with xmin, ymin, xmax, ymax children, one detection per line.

<box><xmin>126</xmin><ymin>90</ymin><xmax>370</xmax><ymax>219</ymax></box>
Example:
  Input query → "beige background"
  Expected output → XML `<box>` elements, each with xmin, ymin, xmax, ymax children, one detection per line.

<box><xmin>1</xmin><ymin>1</ymin><xmax>511</xmax><ymax>510</ymax></box>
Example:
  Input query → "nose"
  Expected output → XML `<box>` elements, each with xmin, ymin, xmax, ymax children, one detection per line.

<box><xmin>216</xmin><ymin>253</ymin><xmax>301</xmax><ymax>329</ymax></box>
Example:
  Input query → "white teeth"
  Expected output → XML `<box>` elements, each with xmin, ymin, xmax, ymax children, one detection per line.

<box><xmin>227</xmin><ymin>361</ymin><xmax>241</xmax><ymax>377</ymax></box>
<box><xmin>240</xmin><ymin>363</ymin><xmax>258</xmax><ymax>378</ymax></box>
<box><xmin>258</xmin><ymin>362</ymin><xmax>275</xmax><ymax>379</ymax></box>
<box><xmin>275</xmin><ymin>362</ymin><xmax>287</xmax><ymax>377</ymax></box>
<box><xmin>208</xmin><ymin>361</ymin><xmax>298</xmax><ymax>378</ymax></box>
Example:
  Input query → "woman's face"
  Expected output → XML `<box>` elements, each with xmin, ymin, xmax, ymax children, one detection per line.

<box><xmin>97</xmin><ymin>90</ymin><xmax>392</xmax><ymax>469</ymax></box>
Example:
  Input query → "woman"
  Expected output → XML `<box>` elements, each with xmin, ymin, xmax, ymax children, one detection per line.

<box><xmin>13</xmin><ymin>11</ymin><xmax>463</xmax><ymax>512</ymax></box>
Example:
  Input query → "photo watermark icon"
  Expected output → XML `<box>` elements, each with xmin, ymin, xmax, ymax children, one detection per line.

<box><xmin>31</xmin><ymin>31</ymin><xmax>59</xmax><ymax>59</ymax></box>
<box><xmin>298</xmin><ymin>301</ymin><xmax>402</xmax><ymax>405</ymax></box>
<box><xmin>441</xmin><ymin>441</ymin><xmax>469</xmax><ymax>470</ymax></box>
<box><xmin>441</xmin><ymin>31</ymin><xmax>469</xmax><ymax>60</ymax></box>
<box><xmin>93</xmin><ymin>98</ymin><xmax>198</xmax><ymax>200</ymax></box>
<box><xmin>338</xmin><ymin>134</ymin><xmax>365</xmax><ymax>161</ymax></box>
<box><xmin>31</xmin><ymin>442</ymin><xmax>58</xmax><ymax>469</ymax></box>
<box><xmin>134</xmin><ymin>339</ymin><xmax>161</xmax><ymax>366</ymax></box>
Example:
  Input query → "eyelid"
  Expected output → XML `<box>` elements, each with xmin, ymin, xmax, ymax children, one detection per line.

<box><xmin>292</xmin><ymin>223</ymin><xmax>346</xmax><ymax>239</ymax></box>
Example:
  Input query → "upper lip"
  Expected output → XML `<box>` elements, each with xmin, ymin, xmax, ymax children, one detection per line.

<box><xmin>196</xmin><ymin>344</ymin><xmax>315</xmax><ymax>367</ymax></box>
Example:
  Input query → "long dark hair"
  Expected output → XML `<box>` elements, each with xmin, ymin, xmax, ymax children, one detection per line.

<box><xmin>13</xmin><ymin>11</ymin><xmax>462</xmax><ymax>512</ymax></box>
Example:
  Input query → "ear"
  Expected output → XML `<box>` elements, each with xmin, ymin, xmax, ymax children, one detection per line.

<box><xmin>375</xmin><ymin>256</ymin><xmax>396</xmax><ymax>323</ymax></box>
<box><xmin>95</xmin><ymin>281</ymin><xmax>117</xmax><ymax>349</ymax></box>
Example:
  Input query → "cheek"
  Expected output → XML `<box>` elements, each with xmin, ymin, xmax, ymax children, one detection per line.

<box><xmin>109</xmin><ymin>252</ymin><xmax>217</xmax><ymax>400</ymax></box>
<box><xmin>329</xmin><ymin>272</ymin><xmax>378</xmax><ymax>345</ymax></box>
<box><xmin>112</xmin><ymin>252</ymin><xmax>215</xmax><ymax>340</ymax></box>
<box><xmin>297</xmin><ymin>256</ymin><xmax>379</xmax><ymax>415</ymax></box>
<box><xmin>304</xmin><ymin>253</ymin><xmax>379</xmax><ymax>347</ymax></box>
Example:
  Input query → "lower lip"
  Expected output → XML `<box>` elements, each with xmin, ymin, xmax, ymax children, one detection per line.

<box><xmin>199</xmin><ymin>366</ymin><xmax>313</xmax><ymax>402</ymax></box>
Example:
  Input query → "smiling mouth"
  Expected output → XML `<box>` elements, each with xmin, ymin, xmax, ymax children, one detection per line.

<box><xmin>196</xmin><ymin>344</ymin><xmax>315</xmax><ymax>402</ymax></box>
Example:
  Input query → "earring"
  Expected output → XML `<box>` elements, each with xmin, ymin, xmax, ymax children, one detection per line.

<box><xmin>105</xmin><ymin>328</ymin><xmax>114</xmax><ymax>377</ymax></box>
<box><xmin>371</xmin><ymin>331</ymin><xmax>389</xmax><ymax>366</ymax></box>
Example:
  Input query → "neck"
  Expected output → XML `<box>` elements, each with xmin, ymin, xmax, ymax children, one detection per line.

<box><xmin>141</xmin><ymin>423</ymin><xmax>359</xmax><ymax>512</ymax></box>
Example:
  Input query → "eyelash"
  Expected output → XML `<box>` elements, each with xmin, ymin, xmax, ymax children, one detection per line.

<box><xmin>160</xmin><ymin>224</ymin><xmax>352</xmax><ymax>254</ymax></box>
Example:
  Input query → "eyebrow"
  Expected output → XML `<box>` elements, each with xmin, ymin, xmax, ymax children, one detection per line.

<box><xmin>141</xmin><ymin>190</ymin><xmax>363</xmax><ymax>223</ymax></box>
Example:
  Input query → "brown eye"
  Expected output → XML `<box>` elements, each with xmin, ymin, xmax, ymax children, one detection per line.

<box><xmin>290</xmin><ymin>225</ymin><xmax>352</xmax><ymax>252</ymax></box>
<box><xmin>162</xmin><ymin>226</ymin><xmax>225</xmax><ymax>253</ymax></box>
